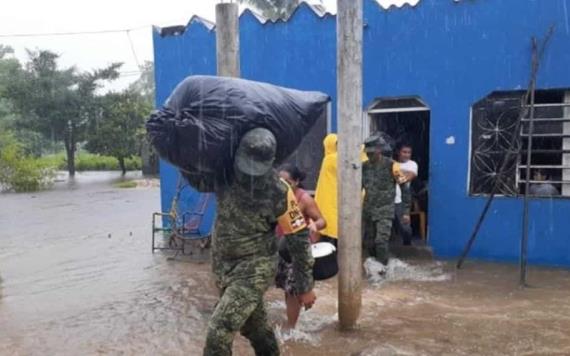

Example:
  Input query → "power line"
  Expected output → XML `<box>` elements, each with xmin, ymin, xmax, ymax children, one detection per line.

<box><xmin>119</xmin><ymin>72</ymin><xmax>142</xmax><ymax>78</ymax></box>
<box><xmin>0</xmin><ymin>25</ymin><xmax>149</xmax><ymax>38</ymax></box>
<box><xmin>125</xmin><ymin>30</ymin><xmax>141</xmax><ymax>69</ymax></box>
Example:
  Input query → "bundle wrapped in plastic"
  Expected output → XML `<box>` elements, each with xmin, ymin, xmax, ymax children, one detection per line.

<box><xmin>146</xmin><ymin>75</ymin><xmax>330</xmax><ymax>191</ymax></box>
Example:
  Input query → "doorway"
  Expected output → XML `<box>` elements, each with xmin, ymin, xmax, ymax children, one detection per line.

<box><xmin>366</xmin><ymin>96</ymin><xmax>431</xmax><ymax>243</ymax></box>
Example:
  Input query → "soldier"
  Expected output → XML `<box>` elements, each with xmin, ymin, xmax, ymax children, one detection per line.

<box><xmin>202</xmin><ymin>128</ymin><xmax>316</xmax><ymax>356</ymax></box>
<box><xmin>362</xmin><ymin>134</ymin><xmax>397</xmax><ymax>265</ymax></box>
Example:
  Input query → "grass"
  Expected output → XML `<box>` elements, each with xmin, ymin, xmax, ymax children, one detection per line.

<box><xmin>113</xmin><ymin>180</ymin><xmax>138</xmax><ymax>189</ymax></box>
<box><xmin>40</xmin><ymin>152</ymin><xmax>142</xmax><ymax>172</ymax></box>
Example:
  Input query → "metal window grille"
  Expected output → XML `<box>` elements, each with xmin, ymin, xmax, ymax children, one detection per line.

<box><xmin>469</xmin><ymin>89</ymin><xmax>570</xmax><ymax>197</ymax></box>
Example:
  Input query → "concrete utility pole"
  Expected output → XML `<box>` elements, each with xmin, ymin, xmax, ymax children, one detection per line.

<box><xmin>337</xmin><ymin>0</ymin><xmax>363</xmax><ymax>330</ymax></box>
<box><xmin>215</xmin><ymin>3</ymin><xmax>240</xmax><ymax>77</ymax></box>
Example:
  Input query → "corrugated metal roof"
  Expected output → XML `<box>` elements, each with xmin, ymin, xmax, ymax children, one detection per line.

<box><xmin>187</xmin><ymin>15</ymin><xmax>215</xmax><ymax>31</ymax></box>
<box><xmin>376</xmin><ymin>0</ymin><xmax>421</xmax><ymax>10</ymax></box>
<box><xmin>154</xmin><ymin>0</ymin><xmax>465</xmax><ymax>37</ymax></box>
<box><xmin>242</xmin><ymin>1</ymin><xmax>333</xmax><ymax>24</ymax></box>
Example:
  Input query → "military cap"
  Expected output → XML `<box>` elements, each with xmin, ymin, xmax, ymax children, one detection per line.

<box><xmin>234</xmin><ymin>128</ymin><xmax>277</xmax><ymax>176</ymax></box>
<box><xmin>364</xmin><ymin>134</ymin><xmax>392</xmax><ymax>154</ymax></box>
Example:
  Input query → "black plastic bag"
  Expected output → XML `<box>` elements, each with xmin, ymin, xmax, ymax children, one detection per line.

<box><xmin>146</xmin><ymin>75</ymin><xmax>330</xmax><ymax>191</ymax></box>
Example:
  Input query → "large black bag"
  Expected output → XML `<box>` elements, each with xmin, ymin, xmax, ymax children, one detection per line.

<box><xmin>146</xmin><ymin>75</ymin><xmax>330</xmax><ymax>191</ymax></box>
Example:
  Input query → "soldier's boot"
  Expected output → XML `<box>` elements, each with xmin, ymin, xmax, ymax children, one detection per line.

<box><xmin>362</xmin><ymin>216</ymin><xmax>376</xmax><ymax>260</ymax></box>
<box><xmin>375</xmin><ymin>245</ymin><xmax>389</xmax><ymax>266</ymax></box>
<box><xmin>240</xmin><ymin>301</ymin><xmax>280</xmax><ymax>356</ymax></box>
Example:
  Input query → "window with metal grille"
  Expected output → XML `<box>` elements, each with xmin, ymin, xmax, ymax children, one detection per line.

<box><xmin>469</xmin><ymin>89</ymin><xmax>570</xmax><ymax>197</ymax></box>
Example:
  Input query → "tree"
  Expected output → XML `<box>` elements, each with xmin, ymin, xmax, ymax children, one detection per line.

<box><xmin>0</xmin><ymin>45</ymin><xmax>19</xmax><ymax>128</ymax></box>
<box><xmin>0</xmin><ymin>47</ymin><xmax>44</xmax><ymax>156</ymax></box>
<box><xmin>4</xmin><ymin>50</ymin><xmax>121</xmax><ymax>176</ymax></box>
<box><xmin>129</xmin><ymin>61</ymin><xmax>159</xmax><ymax>175</ymax></box>
<box><xmin>238</xmin><ymin>0</ymin><xmax>301</xmax><ymax>20</ymax></box>
<box><xmin>85</xmin><ymin>91</ymin><xmax>151</xmax><ymax>175</ymax></box>
<box><xmin>128</xmin><ymin>61</ymin><xmax>154</xmax><ymax>105</ymax></box>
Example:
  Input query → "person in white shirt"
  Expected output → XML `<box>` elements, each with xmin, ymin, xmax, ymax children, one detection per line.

<box><xmin>394</xmin><ymin>142</ymin><xmax>418</xmax><ymax>246</ymax></box>
<box><xmin>529</xmin><ymin>169</ymin><xmax>559</xmax><ymax>196</ymax></box>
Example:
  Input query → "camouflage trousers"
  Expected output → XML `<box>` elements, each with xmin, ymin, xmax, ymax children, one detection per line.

<box><xmin>204</xmin><ymin>269</ymin><xmax>279</xmax><ymax>356</ymax></box>
<box><xmin>363</xmin><ymin>211</ymin><xmax>392</xmax><ymax>265</ymax></box>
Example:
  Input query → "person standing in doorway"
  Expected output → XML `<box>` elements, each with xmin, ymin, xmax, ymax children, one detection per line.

<box><xmin>394</xmin><ymin>142</ymin><xmax>417</xmax><ymax>246</ymax></box>
<box><xmin>362</xmin><ymin>134</ymin><xmax>396</xmax><ymax>265</ymax></box>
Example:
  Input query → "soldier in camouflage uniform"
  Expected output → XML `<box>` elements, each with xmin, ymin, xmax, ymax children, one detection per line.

<box><xmin>362</xmin><ymin>134</ymin><xmax>397</xmax><ymax>265</ymax></box>
<box><xmin>201</xmin><ymin>128</ymin><xmax>316</xmax><ymax>356</ymax></box>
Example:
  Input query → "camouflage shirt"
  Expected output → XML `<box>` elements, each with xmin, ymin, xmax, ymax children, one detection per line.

<box><xmin>211</xmin><ymin>170</ymin><xmax>314</xmax><ymax>294</ymax></box>
<box><xmin>362</xmin><ymin>156</ymin><xmax>396</xmax><ymax>219</ymax></box>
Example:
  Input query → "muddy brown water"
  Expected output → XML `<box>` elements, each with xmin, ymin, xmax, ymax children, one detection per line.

<box><xmin>1</xmin><ymin>171</ymin><xmax>570</xmax><ymax>355</ymax></box>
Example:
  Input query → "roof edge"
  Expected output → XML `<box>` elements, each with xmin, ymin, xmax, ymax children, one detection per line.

<box><xmin>154</xmin><ymin>0</ymin><xmax>333</xmax><ymax>37</ymax></box>
<box><xmin>154</xmin><ymin>0</ymin><xmax>468</xmax><ymax>37</ymax></box>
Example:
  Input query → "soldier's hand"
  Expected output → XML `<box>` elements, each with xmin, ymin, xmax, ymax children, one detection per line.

<box><xmin>298</xmin><ymin>290</ymin><xmax>317</xmax><ymax>310</ymax></box>
<box><xmin>402</xmin><ymin>214</ymin><xmax>411</xmax><ymax>225</ymax></box>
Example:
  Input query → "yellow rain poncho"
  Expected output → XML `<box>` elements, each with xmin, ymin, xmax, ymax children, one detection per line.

<box><xmin>315</xmin><ymin>134</ymin><xmax>339</xmax><ymax>238</ymax></box>
<box><xmin>314</xmin><ymin>134</ymin><xmax>368</xmax><ymax>239</ymax></box>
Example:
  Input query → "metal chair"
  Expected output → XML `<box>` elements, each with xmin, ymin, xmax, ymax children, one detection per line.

<box><xmin>152</xmin><ymin>176</ymin><xmax>213</xmax><ymax>255</ymax></box>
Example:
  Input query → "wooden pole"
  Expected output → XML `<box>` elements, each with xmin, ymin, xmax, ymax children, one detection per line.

<box><xmin>520</xmin><ymin>39</ymin><xmax>538</xmax><ymax>287</ymax></box>
<box><xmin>215</xmin><ymin>3</ymin><xmax>240</xmax><ymax>78</ymax></box>
<box><xmin>337</xmin><ymin>0</ymin><xmax>363</xmax><ymax>330</ymax></box>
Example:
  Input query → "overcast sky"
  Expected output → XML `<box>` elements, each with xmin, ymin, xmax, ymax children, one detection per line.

<box><xmin>0</xmin><ymin>0</ymin><xmax>418</xmax><ymax>90</ymax></box>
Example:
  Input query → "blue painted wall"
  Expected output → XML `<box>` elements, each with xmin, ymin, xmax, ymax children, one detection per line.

<box><xmin>153</xmin><ymin>0</ymin><xmax>570</xmax><ymax>266</ymax></box>
<box><xmin>153</xmin><ymin>19</ymin><xmax>217</xmax><ymax>234</ymax></box>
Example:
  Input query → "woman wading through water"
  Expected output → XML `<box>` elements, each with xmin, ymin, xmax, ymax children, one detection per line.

<box><xmin>276</xmin><ymin>164</ymin><xmax>327</xmax><ymax>329</ymax></box>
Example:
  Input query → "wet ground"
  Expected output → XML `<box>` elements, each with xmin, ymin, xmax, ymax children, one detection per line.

<box><xmin>1</xmin><ymin>171</ymin><xmax>570</xmax><ymax>355</ymax></box>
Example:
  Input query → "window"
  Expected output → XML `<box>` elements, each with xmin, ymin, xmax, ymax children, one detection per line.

<box><xmin>469</xmin><ymin>89</ymin><xmax>570</xmax><ymax>197</ymax></box>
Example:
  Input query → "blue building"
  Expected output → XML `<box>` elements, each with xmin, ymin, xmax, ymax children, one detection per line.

<box><xmin>152</xmin><ymin>0</ymin><xmax>570</xmax><ymax>267</ymax></box>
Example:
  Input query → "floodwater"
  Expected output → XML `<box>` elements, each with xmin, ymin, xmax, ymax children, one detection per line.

<box><xmin>1</xmin><ymin>171</ymin><xmax>570</xmax><ymax>355</ymax></box>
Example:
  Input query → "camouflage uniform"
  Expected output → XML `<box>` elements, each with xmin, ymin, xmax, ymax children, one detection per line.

<box><xmin>362</xmin><ymin>135</ymin><xmax>396</xmax><ymax>264</ymax></box>
<box><xmin>201</xmin><ymin>129</ymin><xmax>314</xmax><ymax>356</ymax></box>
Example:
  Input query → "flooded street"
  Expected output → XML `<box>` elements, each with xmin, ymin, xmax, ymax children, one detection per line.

<box><xmin>1</xmin><ymin>172</ymin><xmax>570</xmax><ymax>355</ymax></box>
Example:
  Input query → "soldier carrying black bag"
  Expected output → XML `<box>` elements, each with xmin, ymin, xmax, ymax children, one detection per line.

<box><xmin>146</xmin><ymin>77</ymin><xmax>329</xmax><ymax>356</ymax></box>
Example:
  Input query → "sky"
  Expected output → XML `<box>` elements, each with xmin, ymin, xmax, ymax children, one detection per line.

<box><xmin>0</xmin><ymin>0</ymin><xmax>418</xmax><ymax>91</ymax></box>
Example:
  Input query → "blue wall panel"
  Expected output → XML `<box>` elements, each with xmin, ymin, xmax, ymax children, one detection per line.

<box><xmin>153</xmin><ymin>21</ymin><xmax>217</xmax><ymax>232</ymax></box>
<box><xmin>153</xmin><ymin>0</ymin><xmax>570</xmax><ymax>266</ymax></box>
<box><xmin>239</xmin><ymin>5</ymin><xmax>337</xmax><ymax>129</ymax></box>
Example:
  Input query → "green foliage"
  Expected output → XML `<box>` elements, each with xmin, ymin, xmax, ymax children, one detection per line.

<box><xmin>40</xmin><ymin>152</ymin><xmax>141</xmax><ymax>171</ymax></box>
<box><xmin>128</xmin><ymin>61</ymin><xmax>155</xmax><ymax>105</ymax></box>
<box><xmin>2</xmin><ymin>49</ymin><xmax>122</xmax><ymax>176</ymax></box>
<box><xmin>85</xmin><ymin>90</ymin><xmax>151</xmax><ymax>174</ymax></box>
<box><xmin>0</xmin><ymin>45</ymin><xmax>151</xmax><ymax>182</ymax></box>
<box><xmin>113</xmin><ymin>180</ymin><xmax>138</xmax><ymax>189</ymax></box>
<box><xmin>0</xmin><ymin>132</ymin><xmax>55</xmax><ymax>192</ymax></box>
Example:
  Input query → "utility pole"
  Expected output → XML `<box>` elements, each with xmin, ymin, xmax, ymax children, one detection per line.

<box><xmin>337</xmin><ymin>0</ymin><xmax>363</xmax><ymax>330</ymax></box>
<box><xmin>216</xmin><ymin>3</ymin><xmax>240</xmax><ymax>77</ymax></box>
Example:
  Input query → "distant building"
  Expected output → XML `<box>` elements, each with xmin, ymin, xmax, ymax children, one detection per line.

<box><xmin>153</xmin><ymin>0</ymin><xmax>570</xmax><ymax>267</ymax></box>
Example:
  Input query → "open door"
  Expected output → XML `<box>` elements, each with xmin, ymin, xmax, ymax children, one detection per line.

<box><xmin>366</xmin><ymin>96</ymin><xmax>430</xmax><ymax>243</ymax></box>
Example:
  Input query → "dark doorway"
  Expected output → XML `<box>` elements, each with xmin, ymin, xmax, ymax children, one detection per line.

<box><xmin>366</xmin><ymin>96</ymin><xmax>430</xmax><ymax>243</ymax></box>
